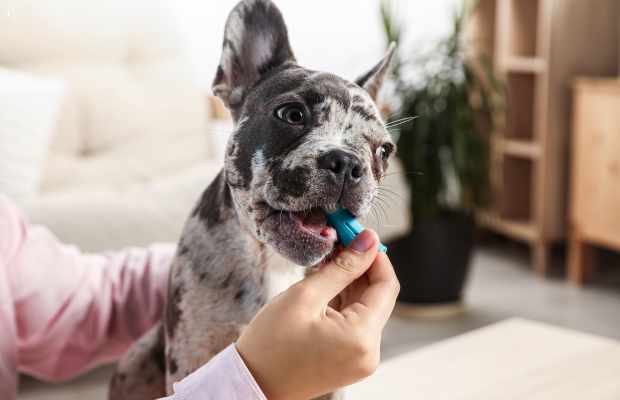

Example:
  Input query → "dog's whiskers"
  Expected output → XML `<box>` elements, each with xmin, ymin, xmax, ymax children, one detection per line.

<box><xmin>368</xmin><ymin>186</ymin><xmax>399</xmax><ymax>228</ymax></box>
<box><xmin>384</xmin><ymin>116</ymin><xmax>417</xmax><ymax>129</ymax></box>
<box><xmin>374</xmin><ymin>197</ymin><xmax>390</xmax><ymax>222</ymax></box>
<box><xmin>368</xmin><ymin>200</ymin><xmax>382</xmax><ymax>227</ymax></box>
<box><xmin>383</xmin><ymin>170</ymin><xmax>423</xmax><ymax>178</ymax></box>
<box><xmin>377</xmin><ymin>186</ymin><xmax>404</xmax><ymax>202</ymax></box>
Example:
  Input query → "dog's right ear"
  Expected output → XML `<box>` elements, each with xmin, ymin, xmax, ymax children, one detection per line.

<box><xmin>212</xmin><ymin>0</ymin><xmax>296</xmax><ymax>111</ymax></box>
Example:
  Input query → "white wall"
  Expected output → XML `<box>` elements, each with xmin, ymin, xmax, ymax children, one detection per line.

<box><xmin>169</xmin><ymin>0</ymin><xmax>458</xmax><ymax>89</ymax></box>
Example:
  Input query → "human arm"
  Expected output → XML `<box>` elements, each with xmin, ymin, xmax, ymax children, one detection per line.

<box><xmin>0</xmin><ymin>195</ymin><xmax>175</xmax><ymax>384</ymax></box>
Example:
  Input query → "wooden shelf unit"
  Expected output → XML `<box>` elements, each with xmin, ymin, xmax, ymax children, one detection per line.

<box><xmin>469</xmin><ymin>0</ymin><xmax>619</xmax><ymax>275</ymax></box>
<box><xmin>501</xmin><ymin>56</ymin><xmax>547</xmax><ymax>74</ymax></box>
<box><xmin>477</xmin><ymin>211</ymin><xmax>538</xmax><ymax>242</ymax></box>
<box><xmin>569</xmin><ymin>79</ymin><xmax>620</xmax><ymax>285</ymax></box>
<box><xmin>494</xmin><ymin>137</ymin><xmax>541</xmax><ymax>159</ymax></box>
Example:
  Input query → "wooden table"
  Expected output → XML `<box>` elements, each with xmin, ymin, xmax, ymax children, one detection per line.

<box><xmin>348</xmin><ymin>319</ymin><xmax>620</xmax><ymax>399</ymax></box>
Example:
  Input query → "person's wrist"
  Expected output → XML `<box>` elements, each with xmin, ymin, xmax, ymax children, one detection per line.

<box><xmin>234</xmin><ymin>342</ymin><xmax>268</xmax><ymax>396</ymax></box>
<box><xmin>237</xmin><ymin>324</ymin><xmax>323</xmax><ymax>400</ymax></box>
<box><xmin>235</xmin><ymin>341</ymin><xmax>294</xmax><ymax>400</ymax></box>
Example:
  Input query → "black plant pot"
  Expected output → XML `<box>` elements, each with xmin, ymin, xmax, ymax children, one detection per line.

<box><xmin>388</xmin><ymin>212</ymin><xmax>475</xmax><ymax>304</ymax></box>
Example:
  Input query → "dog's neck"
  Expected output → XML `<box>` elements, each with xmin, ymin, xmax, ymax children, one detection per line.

<box><xmin>175</xmin><ymin>170</ymin><xmax>304</xmax><ymax>319</ymax></box>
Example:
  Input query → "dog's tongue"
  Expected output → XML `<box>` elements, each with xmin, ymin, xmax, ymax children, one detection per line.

<box><xmin>296</xmin><ymin>209</ymin><xmax>337</xmax><ymax>241</ymax></box>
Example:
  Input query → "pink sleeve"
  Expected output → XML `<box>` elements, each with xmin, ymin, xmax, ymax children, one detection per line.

<box><xmin>0</xmin><ymin>198</ymin><xmax>22</xmax><ymax>400</ymax></box>
<box><xmin>0</xmin><ymin>195</ymin><xmax>175</xmax><ymax>387</ymax></box>
<box><xmin>160</xmin><ymin>344</ymin><xmax>267</xmax><ymax>400</ymax></box>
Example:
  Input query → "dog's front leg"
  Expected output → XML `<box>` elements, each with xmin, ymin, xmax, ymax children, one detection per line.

<box><xmin>164</xmin><ymin>321</ymin><xmax>245</xmax><ymax>394</ymax></box>
<box><xmin>109</xmin><ymin>324</ymin><xmax>167</xmax><ymax>400</ymax></box>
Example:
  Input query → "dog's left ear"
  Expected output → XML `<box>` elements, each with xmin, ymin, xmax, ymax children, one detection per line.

<box><xmin>213</xmin><ymin>0</ymin><xmax>296</xmax><ymax>111</ymax></box>
<box><xmin>355</xmin><ymin>43</ymin><xmax>396</xmax><ymax>101</ymax></box>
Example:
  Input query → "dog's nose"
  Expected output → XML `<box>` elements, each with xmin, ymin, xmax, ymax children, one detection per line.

<box><xmin>318</xmin><ymin>150</ymin><xmax>364</xmax><ymax>185</ymax></box>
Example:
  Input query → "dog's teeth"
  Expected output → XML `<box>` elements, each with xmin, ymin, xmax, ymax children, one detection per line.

<box><xmin>323</xmin><ymin>204</ymin><xmax>338</xmax><ymax>213</ymax></box>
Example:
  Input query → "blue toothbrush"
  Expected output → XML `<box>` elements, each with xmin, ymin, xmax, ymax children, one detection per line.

<box><xmin>326</xmin><ymin>208</ymin><xmax>388</xmax><ymax>253</ymax></box>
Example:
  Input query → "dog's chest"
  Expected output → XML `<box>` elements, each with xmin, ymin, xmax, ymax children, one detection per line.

<box><xmin>264</xmin><ymin>252</ymin><xmax>306</xmax><ymax>300</ymax></box>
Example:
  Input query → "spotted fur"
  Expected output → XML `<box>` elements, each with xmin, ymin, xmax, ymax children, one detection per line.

<box><xmin>109</xmin><ymin>1</ymin><xmax>395</xmax><ymax>399</ymax></box>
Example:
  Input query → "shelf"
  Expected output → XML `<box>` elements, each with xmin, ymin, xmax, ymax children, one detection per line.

<box><xmin>501</xmin><ymin>56</ymin><xmax>547</xmax><ymax>73</ymax></box>
<box><xmin>501</xmin><ymin>156</ymin><xmax>534</xmax><ymax>221</ymax></box>
<box><xmin>506</xmin><ymin>0</ymin><xmax>540</xmax><ymax>58</ymax></box>
<box><xmin>493</xmin><ymin>137</ymin><xmax>541</xmax><ymax>159</ymax></box>
<box><xmin>477</xmin><ymin>211</ymin><xmax>539</xmax><ymax>242</ymax></box>
<box><xmin>504</xmin><ymin>72</ymin><xmax>537</xmax><ymax>140</ymax></box>
<box><xmin>472</xmin><ymin>0</ymin><xmax>619</xmax><ymax>276</ymax></box>
<box><xmin>468</xmin><ymin>0</ymin><xmax>497</xmax><ymax>59</ymax></box>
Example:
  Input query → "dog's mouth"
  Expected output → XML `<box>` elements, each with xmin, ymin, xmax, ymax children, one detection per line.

<box><xmin>265</xmin><ymin>205</ymin><xmax>338</xmax><ymax>244</ymax></box>
<box><xmin>258</xmin><ymin>202</ymin><xmax>340</xmax><ymax>265</ymax></box>
<box><xmin>257</xmin><ymin>192</ymin><xmax>369</xmax><ymax>265</ymax></box>
<box><xmin>289</xmin><ymin>208</ymin><xmax>338</xmax><ymax>243</ymax></box>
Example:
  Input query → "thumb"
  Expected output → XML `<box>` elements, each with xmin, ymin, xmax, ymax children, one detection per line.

<box><xmin>300</xmin><ymin>230</ymin><xmax>379</xmax><ymax>304</ymax></box>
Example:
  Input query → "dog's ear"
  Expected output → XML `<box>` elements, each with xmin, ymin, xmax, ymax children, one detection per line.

<box><xmin>355</xmin><ymin>43</ymin><xmax>396</xmax><ymax>101</ymax></box>
<box><xmin>213</xmin><ymin>0</ymin><xmax>295</xmax><ymax>110</ymax></box>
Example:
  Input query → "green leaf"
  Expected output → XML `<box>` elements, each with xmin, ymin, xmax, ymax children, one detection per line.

<box><xmin>382</xmin><ymin>0</ymin><xmax>502</xmax><ymax>221</ymax></box>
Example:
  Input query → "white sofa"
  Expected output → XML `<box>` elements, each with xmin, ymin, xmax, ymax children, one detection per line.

<box><xmin>0</xmin><ymin>0</ymin><xmax>228</xmax><ymax>251</ymax></box>
<box><xmin>0</xmin><ymin>0</ymin><xmax>409</xmax><ymax>252</ymax></box>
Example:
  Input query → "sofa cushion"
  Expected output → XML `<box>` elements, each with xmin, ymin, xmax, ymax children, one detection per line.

<box><xmin>40</xmin><ymin>129</ymin><xmax>222</xmax><ymax>192</ymax></box>
<box><xmin>0</xmin><ymin>0</ymin><xmax>212</xmax><ymax>169</ymax></box>
<box><xmin>0</xmin><ymin>68</ymin><xmax>65</xmax><ymax>200</ymax></box>
<box><xmin>24</xmin><ymin>161</ymin><xmax>223</xmax><ymax>252</ymax></box>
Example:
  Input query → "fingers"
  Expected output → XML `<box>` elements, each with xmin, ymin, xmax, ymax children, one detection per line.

<box><xmin>352</xmin><ymin>252</ymin><xmax>400</xmax><ymax>326</ymax></box>
<box><xmin>299</xmin><ymin>230</ymin><xmax>380</xmax><ymax>307</ymax></box>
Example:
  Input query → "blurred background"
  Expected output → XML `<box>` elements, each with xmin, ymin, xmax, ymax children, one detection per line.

<box><xmin>1</xmin><ymin>0</ymin><xmax>619</xmax><ymax>398</ymax></box>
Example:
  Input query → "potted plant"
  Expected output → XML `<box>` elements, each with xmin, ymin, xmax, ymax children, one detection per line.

<box><xmin>380</xmin><ymin>0</ymin><xmax>501</xmax><ymax>312</ymax></box>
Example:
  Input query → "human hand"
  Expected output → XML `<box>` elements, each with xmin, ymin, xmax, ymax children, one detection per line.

<box><xmin>236</xmin><ymin>230</ymin><xmax>400</xmax><ymax>400</ymax></box>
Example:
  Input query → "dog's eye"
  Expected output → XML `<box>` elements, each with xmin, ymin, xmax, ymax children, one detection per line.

<box><xmin>376</xmin><ymin>143</ymin><xmax>394</xmax><ymax>161</ymax></box>
<box><xmin>275</xmin><ymin>104</ymin><xmax>306</xmax><ymax>125</ymax></box>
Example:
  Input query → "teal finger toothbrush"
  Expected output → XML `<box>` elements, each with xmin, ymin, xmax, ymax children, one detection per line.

<box><xmin>326</xmin><ymin>208</ymin><xmax>388</xmax><ymax>253</ymax></box>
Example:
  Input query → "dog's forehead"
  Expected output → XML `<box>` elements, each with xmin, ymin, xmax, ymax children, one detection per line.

<box><xmin>304</xmin><ymin>71</ymin><xmax>356</xmax><ymax>108</ymax></box>
<box><xmin>248</xmin><ymin>66</ymin><xmax>386</xmax><ymax>132</ymax></box>
<box><xmin>249</xmin><ymin>66</ymin><xmax>373</xmax><ymax>109</ymax></box>
<box><xmin>306</xmin><ymin>72</ymin><xmax>388</xmax><ymax>142</ymax></box>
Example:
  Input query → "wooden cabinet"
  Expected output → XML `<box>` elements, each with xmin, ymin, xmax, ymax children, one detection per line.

<box><xmin>470</xmin><ymin>0</ymin><xmax>619</xmax><ymax>275</ymax></box>
<box><xmin>569</xmin><ymin>79</ymin><xmax>620</xmax><ymax>285</ymax></box>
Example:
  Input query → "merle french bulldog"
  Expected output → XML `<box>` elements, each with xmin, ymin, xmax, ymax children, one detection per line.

<box><xmin>109</xmin><ymin>0</ymin><xmax>396</xmax><ymax>398</ymax></box>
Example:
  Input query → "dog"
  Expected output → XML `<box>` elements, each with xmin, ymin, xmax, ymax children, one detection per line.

<box><xmin>109</xmin><ymin>0</ymin><xmax>396</xmax><ymax>398</ymax></box>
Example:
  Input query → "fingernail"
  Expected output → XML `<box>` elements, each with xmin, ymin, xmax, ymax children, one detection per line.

<box><xmin>350</xmin><ymin>230</ymin><xmax>377</xmax><ymax>253</ymax></box>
